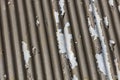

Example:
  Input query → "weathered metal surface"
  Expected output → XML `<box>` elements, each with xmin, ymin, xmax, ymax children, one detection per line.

<box><xmin>0</xmin><ymin>0</ymin><xmax>120</xmax><ymax>80</ymax></box>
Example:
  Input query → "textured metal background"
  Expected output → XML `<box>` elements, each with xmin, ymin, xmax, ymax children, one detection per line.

<box><xmin>0</xmin><ymin>0</ymin><xmax>120</xmax><ymax>80</ymax></box>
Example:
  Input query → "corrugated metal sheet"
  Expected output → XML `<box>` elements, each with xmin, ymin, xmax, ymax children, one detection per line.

<box><xmin>0</xmin><ymin>0</ymin><xmax>120</xmax><ymax>80</ymax></box>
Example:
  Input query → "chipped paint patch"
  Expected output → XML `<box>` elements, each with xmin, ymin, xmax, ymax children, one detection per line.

<box><xmin>8</xmin><ymin>0</ymin><xmax>14</xmax><ymax>6</ymax></box>
<box><xmin>87</xmin><ymin>17</ymin><xmax>98</xmax><ymax>40</ymax></box>
<box><xmin>54</xmin><ymin>11</ymin><xmax>59</xmax><ymax>24</ymax></box>
<box><xmin>109</xmin><ymin>40</ymin><xmax>115</xmax><ymax>51</ymax></box>
<box><xmin>59</xmin><ymin>0</ymin><xmax>65</xmax><ymax>15</ymax></box>
<box><xmin>108</xmin><ymin>0</ymin><xmax>114</xmax><ymax>6</ymax></box>
<box><xmin>91</xmin><ymin>3</ymin><xmax>113</xmax><ymax>80</ymax></box>
<box><xmin>104</xmin><ymin>16</ymin><xmax>109</xmax><ymax>28</ymax></box>
<box><xmin>32</xmin><ymin>47</ymin><xmax>37</xmax><ymax>55</ymax></box>
<box><xmin>36</xmin><ymin>19</ymin><xmax>40</xmax><ymax>26</ymax></box>
<box><xmin>8</xmin><ymin>1</ymin><xmax>11</xmax><ymax>5</ymax></box>
<box><xmin>118</xmin><ymin>5</ymin><xmax>120</xmax><ymax>13</ymax></box>
<box><xmin>56</xmin><ymin>29</ymin><xmax>67</xmax><ymax>53</ymax></box>
<box><xmin>95</xmin><ymin>53</ymin><xmax>107</xmax><ymax>75</ymax></box>
<box><xmin>72</xmin><ymin>75</ymin><xmax>78</xmax><ymax>80</ymax></box>
<box><xmin>92</xmin><ymin>0</ymin><xmax>95</xmax><ymax>2</ymax></box>
<box><xmin>114</xmin><ymin>58</ymin><xmax>120</xmax><ymax>80</ymax></box>
<box><xmin>0</xmin><ymin>74</ymin><xmax>7</xmax><ymax>80</ymax></box>
<box><xmin>89</xmin><ymin>4</ymin><xmax>92</xmax><ymax>12</ymax></box>
<box><xmin>22</xmin><ymin>41</ymin><xmax>31</xmax><ymax>67</ymax></box>
<box><xmin>36</xmin><ymin>16</ymin><xmax>40</xmax><ymax>26</ymax></box>
<box><xmin>64</xmin><ymin>22</ymin><xmax>78</xmax><ymax>69</ymax></box>
<box><xmin>109</xmin><ymin>40</ymin><xmax>115</xmax><ymax>45</ymax></box>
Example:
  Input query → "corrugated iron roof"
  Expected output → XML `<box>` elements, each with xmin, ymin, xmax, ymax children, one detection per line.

<box><xmin>0</xmin><ymin>0</ymin><xmax>120</xmax><ymax>80</ymax></box>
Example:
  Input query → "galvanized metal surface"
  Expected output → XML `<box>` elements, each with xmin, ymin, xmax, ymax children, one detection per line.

<box><xmin>0</xmin><ymin>0</ymin><xmax>120</xmax><ymax>80</ymax></box>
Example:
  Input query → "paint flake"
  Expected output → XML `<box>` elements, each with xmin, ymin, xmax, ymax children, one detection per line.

<box><xmin>88</xmin><ymin>17</ymin><xmax>98</xmax><ymax>40</ymax></box>
<box><xmin>0</xmin><ymin>74</ymin><xmax>7</xmax><ymax>80</ymax></box>
<box><xmin>36</xmin><ymin>16</ymin><xmax>40</xmax><ymax>26</ymax></box>
<box><xmin>54</xmin><ymin>11</ymin><xmax>59</xmax><ymax>24</ymax></box>
<box><xmin>109</xmin><ymin>40</ymin><xmax>115</xmax><ymax>51</ymax></box>
<box><xmin>72</xmin><ymin>75</ymin><xmax>78</xmax><ymax>80</ymax></box>
<box><xmin>59</xmin><ymin>0</ymin><xmax>65</xmax><ymax>15</ymax></box>
<box><xmin>89</xmin><ymin>4</ymin><xmax>92</xmax><ymax>12</ymax></box>
<box><xmin>118</xmin><ymin>5</ymin><xmax>120</xmax><ymax>12</ymax></box>
<box><xmin>109</xmin><ymin>40</ymin><xmax>115</xmax><ymax>44</ymax></box>
<box><xmin>8</xmin><ymin>1</ymin><xmax>11</xmax><ymax>5</ymax></box>
<box><xmin>108</xmin><ymin>0</ymin><xmax>114</xmax><ymax>6</ymax></box>
<box><xmin>56</xmin><ymin>29</ymin><xmax>67</xmax><ymax>53</ymax></box>
<box><xmin>64</xmin><ymin>22</ymin><xmax>78</xmax><ymax>69</ymax></box>
<box><xmin>95</xmin><ymin>53</ymin><xmax>107</xmax><ymax>75</ymax></box>
<box><xmin>104</xmin><ymin>16</ymin><xmax>109</xmax><ymax>28</ymax></box>
<box><xmin>22</xmin><ymin>41</ymin><xmax>31</xmax><ymax>66</ymax></box>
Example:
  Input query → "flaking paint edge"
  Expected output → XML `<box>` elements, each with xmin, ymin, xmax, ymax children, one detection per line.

<box><xmin>64</xmin><ymin>22</ymin><xmax>78</xmax><ymax>69</ymax></box>
<box><xmin>90</xmin><ymin>1</ymin><xmax>113</xmax><ymax>80</ymax></box>
<box><xmin>59</xmin><ymin>0</ymin><xmax>65</xmax><ymax>16</ymax></box>
<box><xmin>22</xmin><ymin>41</ymin><xmax>31</xmax><ymax>67</ymax></box>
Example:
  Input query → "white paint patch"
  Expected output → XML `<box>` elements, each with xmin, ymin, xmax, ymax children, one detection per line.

<box><xmin>0</xmin><ymin>74</ymin><xmax>7</xmax><ymax>80</ymax></box>
<box><xmin>72</xmin><ymin>75</ymin><xmax>78</xmax><ymax>80</ymax></box>
<box><xmin>87</xmin><ymin>17</ymin><xmax>98</xmax><ymax>40</ymax></box>
<box><xmin>104</xmin><ymin>16</ymin><xmax>109</xmax><ymax>28</ymax></box>
<box><xmin>95</xmin><ymin>53</ymin><xmax>107</xmax><ymax>75</ymax></box>
<box><xmin>91</xmin><ymin>3</ymin><xmax>113</xmax><ymax>80</ymax></box>
<box><xmin>56</xmin><ymin>29</ymin><xmax>67</xmax><ymax>53</ymax></box>
<box><xmin>118</xmin><ymin>5</ymin><xmax>120</xmax><ymax>12</ymax></box>
<box><xmin>8</xmin><ymin>1</ymin><xmax>11</xmax><ymax>5</ymax></box>
<box><xmin>64</xmin><ymin>22</ymin><xmax>78</xmax><ymax>69</ymax></box>
<box><xmin>3</xmin><ymin>74</ymin><xmax>6</xmax><ymax>78</ymax></box>
<box><xmin>109</xmin><ymin>40</ymin><xmax>115</xmax><ymax>45</ymax></box>
<box><xmin>92</xmin><ymin>0</ymin><xmax>95</xmax><ymax>2</ymax></box>
<box><xmin>36</xmin><ymin>16</ymin><xmax>40</xmax><ymax>26</ymax></box>
<box><xmin>114</xmin><ymin>58</ymin><xmax>120</xmax><ymax>80</ymax></box>
<box><xmin>8</xmin><ymin>0</ymin><xmax>13</xmax><ymax>6</ymax></box>
<box><xmin>59</xmin><ymin>0</ymin><xmax>65</xmax><ymax>15</ymax></box>
<box><xmin>109</xmin><ymin>40</ymin><xmax>115</xmax><ymax>51</ymax></box>
<box><xmin>108</xmin><ymin>0</ymin><xmax>114</xmax><ymax>6</ymax></box>
<box><xmin>54</xmin><ymin>11</ymin><xmax>59</xmax><ymax>24</ymax></box>
<box><xmin>22</xmin><ymin>41</ymin><xmax>31</xmax><ymax>66</ymax></box>
<box><xmin>89</xmin><ymin>4</ymin><xmax>92</xmax><ymax>12</ymax></box>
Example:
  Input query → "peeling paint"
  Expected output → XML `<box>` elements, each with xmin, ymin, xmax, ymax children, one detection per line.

<box><xmin>56</xmin><ymin>29</ymin><xmax>67</xmax><ymax>53</ymax></box>
<box><xmin>54</xmin><ymin>11</ymin><xmax>59</xmax><ymax>24</ymax></box>
<box><xmin>36</xmin><ymin>16</ymin><xmax>40</xmax><ymax>26</ymax></box>
<box><xmin>92</xmin><ymin>0</ymin><xmax>95</xmax><ymax>2</ymax></box>
<box><xmin>8</xmin><ymin>1</ymin><xmax>11</xmax><ymax>5</ymax></box>
<box><xmin>0</xmin><ymin>74</ymin><xmax>6</xmax><ymax>80</ymax></box>
<box><xmin>72</xmin><ymin>75</ymin><xmax>78</xmax><ymax>80</ymax></box>
<box><xmin>109</xmin><ymin>40</ymin><xmax>115</xmax><ymax>51</ymax></box>
<box><xmin>22</xmin><ymin>41</ymin><xmax>31</xmax><ymax>67</ymax></box>
<box><xmin>89</xmin><ymin>4</ymin><xmax>92</xmax><ymax>12</ymax></box>
<box><xmin>91</xmin><ymin>2</ymin><xmax>113</xmax><ymax>80</ymax></box>
<box><xmin>108</xmin><ymin>0</ymin><xmax>114</xmax><ymax>6</ymax></box>
<box><xmin>64</xmin><ymin>22</ymin><xmax>78</xmax><ymax>69</ymax></box>
<box><xmin>0</xmin><ymin>74</ymin><xmax>7</xmax><ymax>80</ymax></box>
<box><xmin>8</xmin><ymin>0</ymin><xmax>14</xmax><ymax>6</ymax></box>
<box><xmin>32</xmin><ymin>47</ymin><xmax>37</xmax><ymax>55</ymax></box>
<box><xmin>114</xmin><ymin>58</ymin><xmax>120</xmax><ymax>80</ymax></box>
<box><xmin>109</xmin><ymin>40</ymin><xmax>115</xmax><ymax>44</ymax></box>
<box><xmin>104</xmin><ymin>16</ymin><xmax>109</xmax><ymax>28</ymax></box>
<box><xmin>118</xmin><ymin>5</ymin><xmax>120</xmax><ymax>12</ymax></box>
<box><xmin>59</xmin><ymin>0</ymin><xmax>65</xmax><ymax>15</ymax></box>
<box><xmin>95</xmin><ymin>53</ymin><xmax>107</xmax><ymax>75</ymax></box>
<box><xmin>87</xmin><ymin>17</ymin><xmax>98</xmax><ymax>40</ymax></box>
